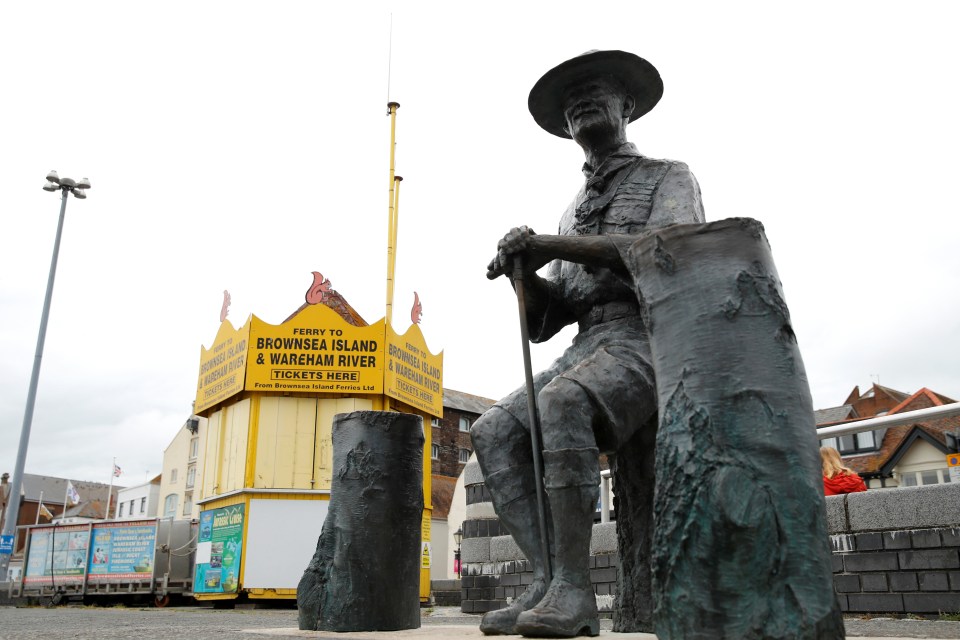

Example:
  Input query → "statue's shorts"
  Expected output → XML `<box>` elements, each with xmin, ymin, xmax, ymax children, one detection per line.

<box><xmin>472</xmin><ymin>315</ymin><xmax>657</xmax><ymax>473</ymax></box>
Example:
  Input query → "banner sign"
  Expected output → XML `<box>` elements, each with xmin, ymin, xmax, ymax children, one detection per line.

<box><xmin>194</xmin><ymin>302</ymin><xmax>443</xmax><ymax>417</ymax></box>
<box><xmin>87</xmin><ymin>521</ymin><xmax>157</xmax><ymax>582</ymax></box>
<box><xmin>195</xmin><ymin>321</ymin><xmax>251</xmax><ymax>413</ymax></box>
<box><xmin>384</xmin><ymin>322</ymin><xmax>443</xmax><ymax>417</ymax></box>
<box><xmin>193</xmin><ymin>504</ymin><xmax>245</xmax><ymax>594</ymax></box>
<box><xmin>24</xmin><ymin>525</ymin><xmax>90</xmax><ymax>584</ymax></box>
<box><xmin>246</xmin><ymin>305</ymin><xmax>384</xmax><ymax>395</ymax></box>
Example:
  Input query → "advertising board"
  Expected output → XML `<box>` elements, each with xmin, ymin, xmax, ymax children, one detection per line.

<box><xmin>87</xmin><ymin>521</ymin><xmax>158</xmax><ymax>582</ymax></box>
<box><xmin>193</xmin><ymin>504</ymin><xmax>245</xmax><ymax>594</ymax></box>
<box><xmin>23</xmin><ymin>525</ymin><xmax>90</xmax><ymax>584</ymax></box>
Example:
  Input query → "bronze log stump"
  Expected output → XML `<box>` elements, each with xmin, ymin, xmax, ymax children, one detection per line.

<box><xmin>618</xmin><ymin>218</ymin><xmax>845</xmax><ymax>639</ymax></box>
<box><xmin>297</xmin><ymin>410</ymin><xmax>424</xmax><ymax>632</ymax></box>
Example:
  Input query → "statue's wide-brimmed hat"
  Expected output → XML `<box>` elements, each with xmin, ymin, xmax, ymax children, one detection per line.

<box><xmin>528</xmin><ymin>50</ymin><xmax>663</xmax><ymax>139</ymax></box>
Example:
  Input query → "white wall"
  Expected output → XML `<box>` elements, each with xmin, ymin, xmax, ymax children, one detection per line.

<box><xmin>159</xmin><ymin>417</ymin><xmax>206</xmax><ymax>520</ymax></box>
<box><xmin>447</xmin><ymin>461</ymin><xmax>468</xmax><ymax>579</ymax></box>
<box><xmin>243</xmin><ymin>498</ymin><xmax>328</xmax><ymax>589</ymax></box>
<box><xmin>895</xmin><ymin>438</ymin><xmax>953</xmax><ymax>486</ymax></box>
<box><xmin>430</xmin><ymin>519</ymin><xmax>449</xmax><ymax>581</ymax></box>
<box><xmin>115</xmin><ymin>482</ymin><xmax>160</xmax><ymax>519</ymax></box>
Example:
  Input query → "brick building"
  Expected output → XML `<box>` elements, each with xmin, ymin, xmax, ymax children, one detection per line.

<box><xmin>816</xmin><ymin>384</ymin><xmax>959</xmax><ymax>488</ymax></box>
<box><xmin>431</xmin><ymin>389</ymin><xmax>495</xmax><ymax>478</ymax></box>
<box><xmin>0</xmin><ymin>473</ymin><xmax>121</xmax><ymax>555</ymax></box>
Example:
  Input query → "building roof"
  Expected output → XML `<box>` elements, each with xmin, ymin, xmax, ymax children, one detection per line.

<box><xmin>443</xmin><ymin>388</ymin><xmax>496</xmax><ymax>415</ymax></box>
<box><xmin>283</xmin><ymin>289</ymin><xmax>368</xmax><ymax>327</ymax></box>
<box><xmin>18</xmin><ymin>473</ymin><xmax>122</xmax><ymax>504</ymax></box>
<box><xmin>821</xmin><ymin>387</ymin><xmax>959</xmax><ymax>476</ymax></box>
<box><xmin>814</xmin><ymin>404</ymin><xmax>856</xmax><ymax>425</ymax></box>
<box><xmin>117</xmin><ymin>474</ymin><xmax>162</xmax><ymax>493</ymax></box>
<box><xmin>61</xmin><ymin>497</ymin><xmax>112</xmax><ymax>520</ymax></box>
<box><xmin>844</xmin><ymin>384</ymin><xmax>910</xmax><ymax>406</ymax></box>
<box><xmin>431</xmin><ymin>474</ymin><xmax>457</xmax><ymax>521</ymax></box>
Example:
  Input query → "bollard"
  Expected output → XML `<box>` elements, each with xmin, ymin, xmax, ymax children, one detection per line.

<box><xmin>297</xmin><ymin>410</ymin><xmax>424</xmax><ymax>631</ymax></box>
<box><xmin>618</xmin><ymin>218</ymin><xmax>845</xmax><ymax>639</ymax></box>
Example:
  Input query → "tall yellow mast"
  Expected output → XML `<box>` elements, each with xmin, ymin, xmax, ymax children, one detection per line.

<box><xmin>385</xmin><ymin>101</ymin><xmax>400</xmax><ymax>325</ymax></box>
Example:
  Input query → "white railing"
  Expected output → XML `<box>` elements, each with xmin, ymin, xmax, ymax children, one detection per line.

<box><xmin>815</xmin><ymin>402</ymin><xmax>960</xmax><ymax>438</ymax></box>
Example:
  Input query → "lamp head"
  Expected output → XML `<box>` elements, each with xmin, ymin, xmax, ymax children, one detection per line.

<box><xmin>76</xmin><ymin>177</ymin><xmax>91</xmax><ymax>190</ymax></box>
<box><xmin>72</xmin><ymin>189</ymin><xmax>87</xmax><ymax>199</ymax></box>
<box><xmin>45</xmin><ymin>170</ymin><xmax>60</xmax><ymax>184</ymax></box>
<box><xmin>43</xmin><ymin>181</ymin><xmax>59</xmax><ymax>192</ymax></box>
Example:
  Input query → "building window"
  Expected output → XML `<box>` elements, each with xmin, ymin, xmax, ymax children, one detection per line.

<box><xmin>163</xmin><ymin>494</ymin><xmax>178</xmax><ymax>518</ymax></box>
<box><xmin>899</xmin><ymin>468</ymin><xmax>952</xmax><ymax>486</ymax></box>
<box><xmin>189</xmin><ymin>437</ymin><xmax>199</xmax><ymax>460</ymax></box>
<box><xmin>182</xmin><ymin>494</ymin><xmax>193</xmax><ymax>516</ymax></box>
<box><xmin>431</xmin><ymin>444</ymin><xmax>440</xmax><ymax>459</ymax></box>
<box><xmin>459</xmin><ymin>417</ymin><xmax>471</xmax><ymax>432</ymax></box>
<box><xmin>822</xmin><ymin>431</ymin><xmax>879</xmax><ymax>455</ymax></box>
<box><xmin>856</xmin><ymin>430</ymin><xmax>876</xmax><ymax>449</ymax></box>
<box><xmin>170</xmin><ymin>468</ymin><xmax>178</xmax><ymax>483</ymax></box>
<box><xmin>459</xmin><ymin>448</ymin><xmax>471</xmax><ymax>463</ymax></box>
<box><xmin>186</xmin><ymin>465</ymin><xmax>196</xmax><ymax>489</ymax></box>
<box><xmin>431</xmin><ymin>418</ymin><xmax>441</xmax><ymax>427</ymax></box>
<box><xmin>140</xmin><ymin>497</ymin><xmax>147</xmax><ymax>514</ymax></box>
<box><xmin>118</xmin><ymin>503</ymin><xmax>124</xmax><ymax>517</ymax></box>
<box><xmin>129</xmin><ymin>500</ymin><xmax>135</xmax><ymax>516</ymax></box>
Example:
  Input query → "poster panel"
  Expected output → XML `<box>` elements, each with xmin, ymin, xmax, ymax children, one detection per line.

<box><xmin>245</xmin><ymin>305</ymin><xmax>384</xmax><ymax>395</ymax></box>
<box><xmin>195</xmin><ymin>320</ymin><xmax>251</xmax><ymax>413</ymax></box>
<box><xmin>193</xmin><ymin>504</ymin><xmax>245</xmax><ymax>594</ymax></box>
<box><xmin>87</xmin><ymin>521</ymin><xmax>158</xmax><ymax>582</ymax></box>
<box><xmin>384</xmin><ymin>322</ymin><xmax>443</xmax><ymax>417</ymax></box>
<box><xmin>23</xmin><ymin>525</ymin><xmax>90</xmax><ymax>584</ymax></box>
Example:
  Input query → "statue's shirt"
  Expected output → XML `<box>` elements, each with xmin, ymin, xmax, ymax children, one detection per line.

<box><xmin>533</xmin><ymin>143</ymin><xmax>705</xmax><ymax>342</ymax></box>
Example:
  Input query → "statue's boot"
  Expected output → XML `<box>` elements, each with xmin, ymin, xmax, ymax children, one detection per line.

<box><xmin>479</xmin><ymin>465</ymin><xmax>553</xmax><ymax>636</ymax></box>
<box><xmin>516</xmin><ymin>448</ymin><xmax>600</xmax><ymax>638</ymax></box>
<box><xmin>480</xmin><ymin>574</ymin><xmax>548</xmax><ymax>636</ymax></box>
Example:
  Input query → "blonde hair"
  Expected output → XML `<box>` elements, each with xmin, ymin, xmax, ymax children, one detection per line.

<box><xmin>820</xmin><ymin>446</ymin><xmax>855</xmax><ymax>479</ymax></box>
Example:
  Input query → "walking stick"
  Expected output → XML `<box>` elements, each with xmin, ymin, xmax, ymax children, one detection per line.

<box><xmin>511</xmin><ymin>256</ymin><xmax>553</xmax><ymax>583</ymax></box>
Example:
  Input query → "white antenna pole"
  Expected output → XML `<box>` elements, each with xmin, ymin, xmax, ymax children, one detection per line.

<box><xmin>386</xmin><ymin>13</ymin><xmax>393</xmax><ymax>103</ymax></box>
<box><xmin>105</xmin><ymin>457</ymin><xmax>115</xmax><ymax>520</ymax></box>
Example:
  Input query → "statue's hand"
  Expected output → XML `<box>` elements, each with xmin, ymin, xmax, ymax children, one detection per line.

<box><xmin>487</xmin><ymin>226</ymin><xmax>537</xmax><ymax>280</ymax></box>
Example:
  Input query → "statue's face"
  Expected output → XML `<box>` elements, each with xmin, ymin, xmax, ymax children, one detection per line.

<box><xmin>561</xmin><ymin>77</ymin><xmax>629</xmax><ymax>142</ymax></box>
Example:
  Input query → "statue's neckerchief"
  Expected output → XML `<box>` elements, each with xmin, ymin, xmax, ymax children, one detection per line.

<box><xmin>574</xmin><ymin>143</ymin><xmax>642</xmax><ymax>235</ymax></box>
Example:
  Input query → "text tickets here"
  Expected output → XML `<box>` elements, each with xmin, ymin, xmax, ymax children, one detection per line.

<box><xmin>387</xmin><ymin>342</ymin><xmax>441</xmax><ymax>408</ymax></box>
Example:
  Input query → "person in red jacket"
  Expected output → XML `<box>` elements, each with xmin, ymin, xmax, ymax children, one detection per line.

<box><xmin>821</xmin><ymin>446</ymin><xmax>867</xmax><ymax>495</ymax></box>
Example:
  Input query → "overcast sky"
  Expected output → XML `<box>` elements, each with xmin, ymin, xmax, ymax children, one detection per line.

<box><xmin>2</xmin><ymin>1</ymin><xmax>958</xmax><ymax>488</ymax></box>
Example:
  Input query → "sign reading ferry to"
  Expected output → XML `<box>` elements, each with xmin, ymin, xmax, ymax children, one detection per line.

<box><xmin>246</xmin><ymin>304</ymin><xmax>385</xmax><ymax>395</ymax></box>
<box><xmin>384</xmin><ymin>321</ymin><xmax>443</xmax><ymax>417</ymax></box>
<box><xmin>196</xmin><ymin>320</ymin><xmax>251</xmax><ymax>413</ymax></box>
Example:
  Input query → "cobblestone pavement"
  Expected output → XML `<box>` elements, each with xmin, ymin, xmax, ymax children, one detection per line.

<box><xmin>0</xmin><ymin>606</ymin><xmax>959</xmax><ymax>639</ymax></box>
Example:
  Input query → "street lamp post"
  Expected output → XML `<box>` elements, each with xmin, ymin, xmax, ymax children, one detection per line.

<box><xmin>0</xmin><ymin>171</ymin><xmax>89</xmax><ymax>580</ymax></box>
<box><xmin>453</xmin><ymin>526</ymin><xmax>463</xmax><ymax>579</ymax></box>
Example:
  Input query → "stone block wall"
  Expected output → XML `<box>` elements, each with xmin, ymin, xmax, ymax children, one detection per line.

<box><xmin>460</xmin><ymin>457</ymin><xmax>619</xmax><ymax>614</ymax></box>
<box><xmin>827</xmin><ymin>483</ymin><xmax>960</xmax><ymax>615</ymax></box>
<box><xmin>430</xmin><ymin>579</ymin><xmax>463</xmax><ymax>606</ymax></box>
<box><xmin>463</xmin><ymin>456</ymin><xmax>960</xmax><ymax>617</ymax></box>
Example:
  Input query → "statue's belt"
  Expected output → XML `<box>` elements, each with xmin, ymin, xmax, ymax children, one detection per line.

<box><xmin>578</xmin><ymin>300</ymin><xmax>640</xmax><ymax>332</ymax></box>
